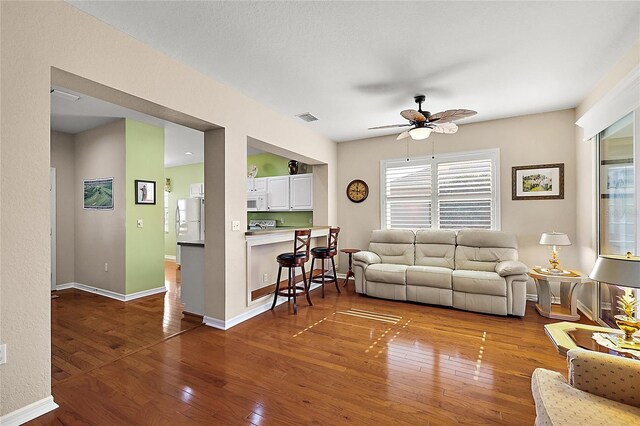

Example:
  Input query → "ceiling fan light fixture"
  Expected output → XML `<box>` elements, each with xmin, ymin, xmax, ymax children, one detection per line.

<box><xmin>409</xmin><ymin>127</ymin><xmax>432</xmax><ymax>140</ymax></box>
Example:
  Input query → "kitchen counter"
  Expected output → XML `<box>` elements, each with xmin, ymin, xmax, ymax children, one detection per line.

<box><xmin>177</xmin><ymin>240</ymin><xmax>205</xmax><ymax>247</ymax></box>
<box><xmin>245</xmin><ymin>225</ymin><xmax>329</xmax><ymax>236</ymax></box>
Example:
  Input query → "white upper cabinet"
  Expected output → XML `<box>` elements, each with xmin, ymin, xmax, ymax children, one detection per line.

<box><xmin>190</xmin><ymin>183</ymin><xmax>204</xmax><ymax>198</ymax></box>
<box><xmin>247</xmin><ymin>177</ymin><xmax>267</xmax><ymax>193</ymax></box>
<box><xmin>290</xmin><ymin>174</ymin><xmax>313</xmax><ymax>210</ymax></box>
<box><xmin>267</xmin><ymin>176</ymin><xmax>290</xmax><ymax>211</ymax></box>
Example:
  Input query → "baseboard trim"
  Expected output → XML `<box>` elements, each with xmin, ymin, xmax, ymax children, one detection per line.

<box><xmin>526</xmin><ymin>293</ymin><xmax>538</xmax><ymax>302</ymax></box>
<box><xmin>577</xmin><ymin>300</ymin><xmax>594</xmax><ymax>321</ymax></box>
<box><xmin>55</xmin><ymin>282</ymin><xmax>166</xmax><ymax>302</ymax></box>
<box><xmin>0</xmin><ymin>395</ymin><xmax>58</xmax><ymax>426</ymax></box>
<box><xmin>204</xmin><ymin>282</ymin><xmax>322</xmax><ymax>330</ymax></box>
<box><xmin>164</xmin><ymin>255</ymin><xmax>177</xmax><ymax>261</ymax></box>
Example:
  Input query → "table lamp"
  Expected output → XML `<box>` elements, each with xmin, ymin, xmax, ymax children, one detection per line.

<box><xmin>539</xmin><ymin>232</ymin><xmax>571</xmax><ymax>274</ymax></box>
<box><xmin>589</xmin><ymin>253</ymin><xmax>640</xmax><ymax>344</ymax></box>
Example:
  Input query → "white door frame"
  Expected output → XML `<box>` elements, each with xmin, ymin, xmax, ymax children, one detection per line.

<box><xmin>50</xmin><ymin>167</ymin><xmax>56</xmax><ymax>291</ymax></box>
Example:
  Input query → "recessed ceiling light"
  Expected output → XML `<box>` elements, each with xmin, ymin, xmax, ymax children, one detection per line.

<box><xmin>185</xmin><ymin>151</ymin><xmax>193</xmax><ymax>155</ymax></box>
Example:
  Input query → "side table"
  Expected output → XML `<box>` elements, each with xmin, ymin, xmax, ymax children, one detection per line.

<box><xmin>530</xmin><ymin>269</ymin><xmax>592</xmax><ymax>321</ymax></box>
<box><xmin>341</xmin><ymin>248</ymin><xmax>360</xmax><ymax>287</ymax></box>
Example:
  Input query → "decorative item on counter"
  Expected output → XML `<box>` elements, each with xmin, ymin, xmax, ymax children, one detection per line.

<box><xmin>164</xmin><ymin>178</ymin><xmax>172</xmax><ymax>193</ymax></box>
<box><xmin>589</xmin><ymin>253</ymin><xmax>640</xmax><ymax>346</ymax></box>
<box><xmin>248</xmin><ymin>165</ymin><xmax>258</xmax><ymax>178</ymax></box>
<box><xmin>539</xmin><ymin>232</ymin><xmax>571</xmax><ymax>274</ymax></box>
<box><xmin>288</xmin><ymin>160</ymin><xmax>299</xmax><ymax>175</ymax></box>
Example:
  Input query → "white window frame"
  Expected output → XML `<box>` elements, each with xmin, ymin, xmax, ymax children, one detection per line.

<box><xmin>380</xmin><ymin>148</ymin><xmax>500</xmax><ymax>230</ymax></box>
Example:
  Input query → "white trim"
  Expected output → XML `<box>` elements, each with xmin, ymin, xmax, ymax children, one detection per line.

<box><xmin>526</xmin><ymin>293</ymin><xmax>538</xmax><ymax>302</ymax></box>
<box><xmin>0</xmin><ymin>395</ymin><xmax>58</xmax><ymax>426</ymax></box>
<box><xmin>164</xmin><ymin>255</ymin><xmax>177</xmax><ymax>261</ymax></box>
<box><xmin>53</xmin><ymin>282</ymin><xmax>166</xmax><ymax>301</ymax></box>
<box><xmin>207</xmin><ymin>282</ymin><xmax>322</xmax><ymax>330</ymax></box>
<box><xmin>50</xmin><ymin>167</ymin><xmax>56</xmax><ymax>291</ymax></box>
<box><xmin>576</xmin><ymin>65</ymin><xmax>640</xmax><ymax>140</ymax></box>
<box><xmin>380</xmin><ymin>148</ymin><xmax>500</xmax><ymax>230</ymax></box>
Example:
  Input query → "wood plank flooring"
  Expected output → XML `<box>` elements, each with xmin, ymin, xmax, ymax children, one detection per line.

<box><xmin>37</xmin><ymin>278</ymin><xmax>593</xmax><ymax>425</ymax></box>
<box><xmin>50</xmin><ymin>260</ymin><xmax>201</xmax><ymax>385</ymax></box>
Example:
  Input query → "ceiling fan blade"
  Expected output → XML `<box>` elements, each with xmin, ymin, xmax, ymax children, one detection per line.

<box><xmin>397</xmin><ymin>130</ymin><xmax>411</xmax><ymax>140</ymax></box>
<box><xmin>368</xmin><ymin>123</ymin><xmax>412</xmax><ymax>130</ymax></box>
<box><xmin>428</xmin><ymin>109</ymin><xmax>477</xmax><ymax>123</ymax></box>
<box><xmin>400</xmin><ymin>109</ymin><xmax>426</xmax><ymax>122</ymax></box>
<box><xmin>432</xmin><ymin>122</ymin><xmax>458</xmax><ymax>134</ymax></box>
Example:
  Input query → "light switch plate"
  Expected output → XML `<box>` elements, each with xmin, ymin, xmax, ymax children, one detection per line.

<box><xmin>232</xmin><ymin>220</ymin><xmax>240</xmax><ymax>231</ymax></box>
<box><xmin>137</xmin><ymin>219</ymin><xmax>143</xmax><ymax>228</ymax></box>
<box><xmin>0</xmin><ymin>343</ymin><xmax>6</xmax><ymax>365</ymax></box>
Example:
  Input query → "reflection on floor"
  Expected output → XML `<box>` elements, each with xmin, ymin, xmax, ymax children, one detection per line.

<box><xmin>50</xmin><ymin>260</ymin><xmax>200</xmax><ymax>385</ymax></box>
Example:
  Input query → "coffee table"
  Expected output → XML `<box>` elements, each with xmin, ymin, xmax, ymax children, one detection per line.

<box><xmin>544</xmin><ymin>321</ymin><xmax>639</xmax><ymax>360</ymax></box>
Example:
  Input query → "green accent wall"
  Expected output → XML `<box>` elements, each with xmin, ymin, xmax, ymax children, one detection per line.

<box><xmin>164</xmin><ymin>162</ymin><xmax>204</xmax><ymax>256</ymax></box>
<box><xmin>247</xmin><ymin>153</ymin><xmax>313</xmax><ymax>225</ymax></box>
<box><xmin>125</xmin><ymin>119</ymin><xmax>165</xmax><ymax>294</ymax></box>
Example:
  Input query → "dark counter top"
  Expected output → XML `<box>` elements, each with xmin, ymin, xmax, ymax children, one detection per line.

<box><xmin>245</xmin><ymin>226</ymin><xmax>330</xmax><ymax>236</ymax></box>
<box><xmin>177</xmin><ymin>240</ymin><xmax>205</xmax><ymax>247</ymax></box>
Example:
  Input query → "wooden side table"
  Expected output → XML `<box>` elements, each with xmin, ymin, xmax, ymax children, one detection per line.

<box><xmin>530</xmin><ymin>269</ymin><xmax>592</xmax><ymax>321</ymax></box>
<box><xmin>341</xmin><ymin>248</ymin><xmax>360</xmax><ymax>287</ymax></box>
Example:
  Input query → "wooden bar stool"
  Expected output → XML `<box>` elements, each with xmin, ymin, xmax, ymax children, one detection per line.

<box><xmin>310</xmin><ymin>227</ymin><xmax>340</xmax><ymax>298</ymax></box>
<box><xmin>270</xmin><ymin>229</ymin><xmax>312</xmax><ymax>314</ymax></box>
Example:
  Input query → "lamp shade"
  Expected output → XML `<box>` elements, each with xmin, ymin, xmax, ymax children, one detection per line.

<box><xmin>539</xmin><ymin>232</ymin><xmax>571</xmax><ymax>246</ymax></box>
<box><xmin>409</xmin><ymin>127</ymin><xmax>433</xmax><ymax>140</ymax></box>
<box><xmin>589</xmin><ymin>255</ymin><xmax>640</xmax><ymax>289</ymax></box>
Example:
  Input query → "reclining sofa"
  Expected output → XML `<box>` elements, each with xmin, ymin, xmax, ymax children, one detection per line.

<box><xmin>353</xmin><ymin>229</ymin><xmax>529</xmax><ymax>316</ymax></box>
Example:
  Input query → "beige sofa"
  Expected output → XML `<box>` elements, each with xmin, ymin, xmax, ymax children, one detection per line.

<box><xmin>353</xmin><ymin>229</ymin><xmax>529</xmax><ymax>316</ymax></box>
<box><xmin>532</xmin><ymin>348</ymin><xmax>640</xmax><ymax>425</ymax></box>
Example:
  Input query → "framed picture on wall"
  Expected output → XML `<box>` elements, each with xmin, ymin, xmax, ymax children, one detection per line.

<box><xmin>135</xmin><ymin>180</ymin><xmax>156</xmax><ymax>205</ymax></box>
<box><xmin>600</xmin><ymin>159</ymin><xmax>633</xmax><ymax>197</ymax></box>
<box><xmin>83</xmin><ymin>178</ymin><xmax>114</xmax><ymax>210</ymax></box>
<box><xmin>512</xmin><ymin>163</ymin><xmax>564</xmax><ymax>200</ymax></box>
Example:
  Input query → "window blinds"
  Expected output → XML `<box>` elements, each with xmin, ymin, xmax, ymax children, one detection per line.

<box><xmin>384</xmin><ymin>162</ymin><xmax>432</xmax><ymax>229</ymax></box>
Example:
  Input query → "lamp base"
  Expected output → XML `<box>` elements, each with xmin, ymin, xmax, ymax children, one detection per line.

<box><xmin>540</xmin><ymin>267</ymin><xmax>571</xmax><ymax>275</ymax></box>
<box><xmin>614</xmin><ymin>315</ymin><xmax>640</xmax><ymax>343</ymax></box>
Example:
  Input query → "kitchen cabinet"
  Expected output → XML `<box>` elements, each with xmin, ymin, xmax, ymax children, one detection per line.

<box><xmin>290</xmin><ymin>174</ymin><xmax>313</xmax><ymax>210</ymax></box>
<box><xmin>190</xmin><ymin>182</ymin><xmax>204</xmax><ymax>198</ymax></box>
<box><xmin>247</xmin><ymin>177</ymin><xmax>267</xmax><ymax>193</ymax></box>
<box><xmin>267</xmin><ymin>176</ymin><xmax>290</xmax><ymax>211</ymax></box>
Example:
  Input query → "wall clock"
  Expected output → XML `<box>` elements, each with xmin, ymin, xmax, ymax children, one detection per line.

<box><xmin>346</xmin><ymin>179</ymin><xmax>369</xmax><ymax>203</ymax></box>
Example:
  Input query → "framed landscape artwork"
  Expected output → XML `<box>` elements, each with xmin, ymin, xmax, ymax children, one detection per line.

<box><xmin>135</xmin><ymin>179</ymin><xmax>156</xmax><ymax>205</ymax></box>
<box><xmin>512</xmin><ymin>163</ymin><xmax>564</xmax><ymax>200</ymax></box>
<box><xmin>83</xmin><ymin>178</ymin><xmax>114</xmax><ymax>210</ymax></box>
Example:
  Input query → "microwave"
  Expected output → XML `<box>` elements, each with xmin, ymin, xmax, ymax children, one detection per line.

<box><xmin>247</xmin><ymin>192</ymin><xmax>268</xmax><ymax>211</ymax></box>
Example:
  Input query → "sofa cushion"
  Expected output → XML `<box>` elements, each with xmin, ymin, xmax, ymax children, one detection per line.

<box><xmin>406</xmin><ymin>266</ymin><xmax>452</xmax><ymax>289</ymax></box>
<box><xmin>455</xmin><ymin>229</ymin><xmax>519</xmax><ymax>271</ymax></box>
<box><xmin>365</xmin><ymin>264</ymin><xmax>408</xmax><ymax>285</ymax></box>
<box><xmin>495</xmin><ymin>260</ymin><xmax>529</xmax><ymax>276</ymax></box>
<box><xmin>415</xmin><ymin>229</ymin><xmax>456</xmax><ymax>268</ymax></box>
<box><xmin>369</xmin><ymin>229</ymin><xmax>416</xmax><ymax>266</ymax></box>
<box><xmin>456</xmin><ymin>229</ymin><xmax>517</xmax><ymax>248</ymax></box>
<box><xmin>452</xmin><ymin>270</ymin><xmax>506</xmax><ymax>296</ymax></box>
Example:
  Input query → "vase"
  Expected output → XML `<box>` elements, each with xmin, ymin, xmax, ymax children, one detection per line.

<box><xmin>288</xmin><ymin>160</ymin><xmax>299</xmax><ymax>175</ymax></box>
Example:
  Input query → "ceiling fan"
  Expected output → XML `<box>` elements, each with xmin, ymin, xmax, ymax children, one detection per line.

<box><xmin>369</xmin><ymin>95</ymin><xmax>477</xmax><ymax>140</ymax></box>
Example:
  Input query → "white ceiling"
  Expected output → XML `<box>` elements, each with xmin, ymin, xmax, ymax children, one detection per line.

<box><xmin>51</xmin><ymin>86</ymin><xmax>204</xmax><ymax>167</ymax></box>
<box><xmin>66</xmin><ymin>1</ymin><xmax>640</xmax><ymax>142</ymax></box>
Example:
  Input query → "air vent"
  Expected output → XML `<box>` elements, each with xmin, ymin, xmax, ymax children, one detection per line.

<box><xmin>50</xmin><ymin>88</ymin><xmax>80</xmax><ymax>102</ymax></box>
<box><xmin>296</xmin><ymin>112</ymin><xmax>318</xmax><ymax>122</ymax></box>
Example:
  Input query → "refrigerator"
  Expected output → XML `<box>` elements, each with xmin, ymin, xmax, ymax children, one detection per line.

<box><xmin>175</xmin><ymin>197</ymin><xmax>205</xmax><ymax>265</ymax></box>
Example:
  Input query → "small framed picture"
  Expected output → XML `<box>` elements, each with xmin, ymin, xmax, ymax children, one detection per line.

<box><xmin>512</xmin><ymin>163</ymin><xmax>564</xmax><ymax>200</ymax></box>
<box><xmin>135</xmin><ymin>180</ymin><xmax>156</xmax><ymax>205</ymax></box>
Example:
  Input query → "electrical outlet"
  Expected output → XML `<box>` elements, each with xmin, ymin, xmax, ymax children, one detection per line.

<box><xmin>262</xmin><ymin>273</ymin><xmax>268</xmax><ymax>283</ymax></box>
<box><xmin>0</xmin><ymin>344</ymin><xmax>6</xmax><ymax>365</ymax></box>
<box><xmin>104</xmin><ymin>263</ymin><xmax>108</xmax><ymax>272</ymax></box>
<box><xmin>137</xmin><ymin>219</ymin><xmax>143</xmax><ymax>228</ymax></box>
<box><xmin>309</xmin><ymin>218</ymin><xmax>313</xmax><ymax>224</ymax></box>
<box><xmin>280</xmin><ymin>217</ymin><xmax>285</xmax><ymax>224</ymax></box>
<box><xmin>232</xmin><ymin>220</ymin><xmax>240</xmax><ymax>231</ymax></box>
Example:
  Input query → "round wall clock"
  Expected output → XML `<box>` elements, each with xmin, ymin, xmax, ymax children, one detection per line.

<box><xmin>346</xmin><ymin>179</ymin><xmax>369</xmax><ymax>203</ymax></box>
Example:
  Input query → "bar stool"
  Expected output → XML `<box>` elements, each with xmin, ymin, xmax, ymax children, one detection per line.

<box><xmin>310</xmin><ymin>227</ymin><xmax>340</xmax><ymax>298</ymax></box>
<box><xmin>270</xmin><ymin>229</ymin><xmax>312</xmax><ymax>315</ymax></box>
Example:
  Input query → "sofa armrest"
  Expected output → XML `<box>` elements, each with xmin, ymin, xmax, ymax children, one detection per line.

<box><xmin>568</xmin><ymin>348</ymin><xmax>640</xmax><ymax>408</ymax></box>
<box><xmin>495</xmin><ymin>260</ymin><xmax>528</xmax><ymax>277</ymax></box>
<box><xmin>353</xmin><ymin>251</ymin><xmax>381</xmax><ymax>266</ymax></box>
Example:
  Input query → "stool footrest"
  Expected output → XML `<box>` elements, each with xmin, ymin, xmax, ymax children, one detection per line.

<box><xmin>311</xmin><ymin>275</ymin><xmax>337</xmax><ymax>284</ymax></box>
<box><xmin>276</xmin><ymin>286</ymin><xmax>307</xmax><ymax>297</ymax></box>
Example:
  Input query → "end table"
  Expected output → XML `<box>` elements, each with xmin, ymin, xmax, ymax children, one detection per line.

<box><xmin>530</xmin><ymin>269</ymin><xmax>592</xmax><ymax>321</ymax></box>
<box><xmin>340</xmin><ymin>248</ymin><xmax>360</xmax><ymax>287</ymax></box>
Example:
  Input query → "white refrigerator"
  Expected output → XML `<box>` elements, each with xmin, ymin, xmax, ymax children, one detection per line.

<box><xmin>175</xmin><ymin>197</ymin><xmax>205</xmax><ymax>265</ymax></box>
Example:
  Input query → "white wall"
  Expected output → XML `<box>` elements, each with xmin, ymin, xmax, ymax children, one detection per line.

<box><xmin>0</xmin><ymin>1</ymin><xmax>337</xmax><ymax>416</ymax></box>
<box><xmin>337</xmin><ymin>109</ymin><xmax>578</xmax><ymax>296</ymax></box>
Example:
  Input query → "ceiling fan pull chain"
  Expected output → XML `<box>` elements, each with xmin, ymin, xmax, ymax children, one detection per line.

<box><xmin>406</xmin><ymin>139</ymin><xmax>410</xmax><ymax>161</ymax></box>
<box><xmin>431</xmin><ymin>139</ymin><xmax>435</xmax><ymax>159</ymax></box>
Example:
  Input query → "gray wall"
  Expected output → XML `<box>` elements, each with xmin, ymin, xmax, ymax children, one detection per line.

<box><xmin>50</xmin><ymin>131</ymin><xmax>76</xmax><ymax>285</ymax></box>
<box><xmin>74</xmin><ymin>119</ymin><xmax>126</xmax><ymax>294</ymax></box>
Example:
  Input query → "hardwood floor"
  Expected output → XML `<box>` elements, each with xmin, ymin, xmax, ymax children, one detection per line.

<box><xmin>50</xmin><ymin>260</ymin><xmax>201</xmax><ymax>385</ymax></box>
<box><xmin>36</xmin><ymin>281</ymin><xmax>593</xmax><ymax>425</ymax></box>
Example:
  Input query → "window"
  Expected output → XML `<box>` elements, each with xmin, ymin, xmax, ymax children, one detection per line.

<box><xmin>381</xmin><ymin>149</ymin><xmax>499</xmax><ymax>230</ymax></box>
